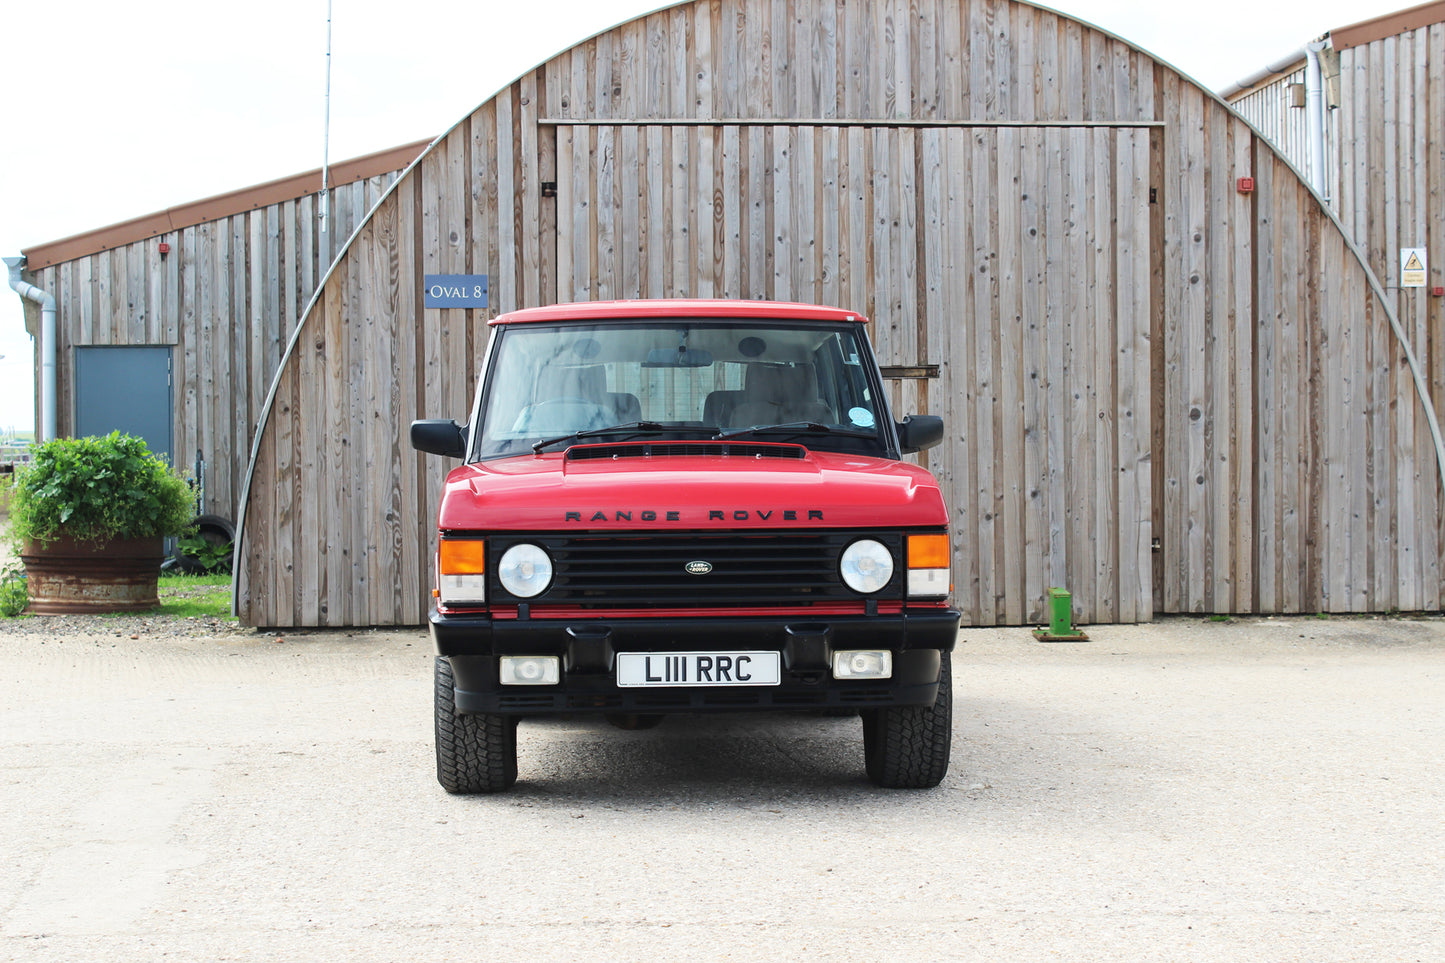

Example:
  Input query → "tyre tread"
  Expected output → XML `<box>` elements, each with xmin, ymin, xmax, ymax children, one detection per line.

<box><xmin>435</xmin><ymin>657</ymin><xmax>518</xmax><ymax>794</ymax></box>
<box><xmin>863</xmin><ymin>654</ymin><xmax>952</xmax><ymax>788</ymax></box>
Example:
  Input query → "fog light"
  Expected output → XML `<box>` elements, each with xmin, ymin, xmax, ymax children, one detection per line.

<box><xmin>499</xmin><ymin>656</ymin><xmax>560</xmax><ymax>686</ymax></box>
<box><xmin>832</xmin><ymin>649</ymin><xmax>892</xmax><ymax>679</ymax></box>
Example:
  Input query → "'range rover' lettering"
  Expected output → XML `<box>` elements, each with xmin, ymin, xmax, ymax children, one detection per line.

<box><xmin>564</xmin><ymin>509</ymin><xmax>822</xmax><ymax>523</ymax></box>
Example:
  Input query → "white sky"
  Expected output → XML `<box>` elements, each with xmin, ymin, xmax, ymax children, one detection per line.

<box><xmin>0</xmin><ymin>0</ymin><xmax>1379</xmax><ymax>431</ymax></box>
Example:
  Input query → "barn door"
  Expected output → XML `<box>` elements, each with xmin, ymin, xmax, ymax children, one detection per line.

<box><xmin>551</xmin><ymin>124</ymin><xmax>1152</xmax><ymax>625</ymax></box>
<box><xmin>920</xmin><ymin>127</ymin><xmax>1155</xmax><ymax>626</ymax></box>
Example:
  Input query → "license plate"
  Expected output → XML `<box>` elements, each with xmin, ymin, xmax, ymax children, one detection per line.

<box><xmin>616</xmin><ymin>651</ymin><xmax>781</xmax><ymax>687</ymax></box>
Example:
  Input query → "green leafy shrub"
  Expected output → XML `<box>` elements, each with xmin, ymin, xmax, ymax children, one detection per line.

<box><xmin>178</xmin><ymin>534</ymin><xmax>234</xmax><ymax>574</ymax></box>
<box><xmin>0</xmin><ymin>564</ymin><xmax>25</xmax><ymax>617</ymax></box>
<box><xmin>9</xmin><ymin>432</ymin><xmax>194</xmax><ymax>545</ymax></box>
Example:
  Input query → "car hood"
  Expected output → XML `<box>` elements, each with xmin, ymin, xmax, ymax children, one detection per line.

<box><xmin>435</xmin><ymin>443</ymin><xmax>948</xmax><ymax>531</ymax></box>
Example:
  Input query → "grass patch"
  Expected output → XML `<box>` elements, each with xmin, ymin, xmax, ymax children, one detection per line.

<box><xmin>157</xmin><ymin>573</ymin><xmax>235</xmax><ymax>620</ymax></box>
<box><xmin>0</xmin><ymin>565</ymin><xmax>26</xmax><ymax>618</ymax></box>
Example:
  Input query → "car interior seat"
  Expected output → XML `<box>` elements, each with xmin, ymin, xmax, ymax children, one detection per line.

<box><xmin>703</xmin><ymin>389</ymin><xmax>747</xmax><ymax>428</ymax></box>
<box><xmin>729</xmin><ymin>364</ymin><xmax>834</xmax><ymax>427</ymax></box>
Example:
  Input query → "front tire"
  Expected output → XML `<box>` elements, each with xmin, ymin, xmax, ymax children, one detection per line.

<box><xmin>435</xmin><ymin>657</ymin><xmax>518</xmax><ymax>794</ymax></box>
<box><xmin>862</xmin><ymin>652</ymin><xmax>952</xmax><ymax>788</ymax></box>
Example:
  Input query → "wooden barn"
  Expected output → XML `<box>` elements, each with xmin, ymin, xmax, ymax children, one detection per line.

<box><xmin>13</xmin><ymin>142</ymin><xmax>427</xmax><ymax>525</ymax></box>
<box><xmin>12</xmin><ymin>0</ymin><xmax>1440</xmax><ymax>628</ymax></box>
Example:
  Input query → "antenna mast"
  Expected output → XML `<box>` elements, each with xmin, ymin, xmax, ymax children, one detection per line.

<box><xmin>320</xmin><ymin>0</ymin><xmax>333</xmax><ymax>233</ymax></box>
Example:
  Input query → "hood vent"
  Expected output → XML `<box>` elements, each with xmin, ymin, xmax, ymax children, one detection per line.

<box><xmin>567</xmin><ymin>442</ymin><xmax>807</xmax><ymax>461</ymax></box>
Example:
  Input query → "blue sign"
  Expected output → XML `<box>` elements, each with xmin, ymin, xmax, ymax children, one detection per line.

<box><xmin>424</xmin><ymin>274</ymin><xmax>489</xmax><ymax>309</ymax></box>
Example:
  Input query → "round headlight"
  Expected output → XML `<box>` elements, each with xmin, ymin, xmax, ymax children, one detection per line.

<box><xmin>840</xmin><ymin>539</ymin><xmax>894</xmax><ymax>594</ymax></box>
<box><xmin>498</xmin><ymin>543</ymin><xmax>553</xmax><ymax>598</ymax></box>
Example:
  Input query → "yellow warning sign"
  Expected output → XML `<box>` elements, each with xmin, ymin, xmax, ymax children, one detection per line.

<box><xmin>1401</xmin><ymin>248</ymin><xmax>1427</xmax><ymax>287</ymax></box>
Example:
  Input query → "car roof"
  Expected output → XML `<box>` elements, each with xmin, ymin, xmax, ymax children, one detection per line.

<box><xmin>488</xmin><ymin>299</ymin><xmax>868</xmax><ymax>326</ymax></box>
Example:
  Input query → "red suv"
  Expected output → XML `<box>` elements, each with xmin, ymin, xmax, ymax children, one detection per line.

<box><xmin>412</xmin><ymin>300</ymin><xmax>960</xmax><ymax>792</ymax></box>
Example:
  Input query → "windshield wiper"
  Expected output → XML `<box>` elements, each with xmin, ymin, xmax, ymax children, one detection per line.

<box><xmin>712</xmin><ymin>422</ymin><xmax>877</xmax><ymax>441</ymax></box>
<box><xmin>532</xmin><ymin>421</ymin><xmax>669</xmax><ymax>453</ymax></box>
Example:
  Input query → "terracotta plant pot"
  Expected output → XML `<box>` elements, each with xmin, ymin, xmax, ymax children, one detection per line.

<box><xmin>20</xmin><ymin>535</ymin><xmax>165</xmax><ymax>615</ymax></box>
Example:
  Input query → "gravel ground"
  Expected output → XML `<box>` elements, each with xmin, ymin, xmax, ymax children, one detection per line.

<box><xmin>0</xmin><ymin>609</ymin><xmax>251</xmax><ymax>639</ymax></box>
<box><xmin>2</xmin><ymin>605</ymin><xmax>1443</xmax><ymax>961</ymax></box>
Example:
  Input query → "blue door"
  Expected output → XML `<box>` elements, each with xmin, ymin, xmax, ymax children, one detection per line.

<box><xmin>74</xmin><ymin>346</ymin><xmax>173</xmax><ymax>465</ymax></box>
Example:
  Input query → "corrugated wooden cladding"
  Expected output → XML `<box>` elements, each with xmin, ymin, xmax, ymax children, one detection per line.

<box><xmin>23</xmin><ymin>176</ymin><xmax>404</xmax><ymax>525</ymax></box>
<box><xmin>48</xmin><ymin>0</ymin><xmax>1418</xmax><ymax>627</ymax></box>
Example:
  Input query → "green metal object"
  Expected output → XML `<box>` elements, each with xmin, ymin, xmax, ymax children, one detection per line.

<box><xmin>1048</xmin><ymin>588</ymin><xmax>1076</xmax><ymax>636</ymax></box>
<box><xmin>1034</xmin><ymin>587</ymin><xmax>1089</xmax><ymax>642</ymax></box>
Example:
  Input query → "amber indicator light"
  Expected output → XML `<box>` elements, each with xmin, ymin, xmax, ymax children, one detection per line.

<box><xmin>439</xmin><ymin>539</ymin><xmax>487</xmax><ymax>575</ymax></box>
<box><xmin>907</xmin><ymin>534</ymin><xmax>950</xmax><ymax>569</ymax></box>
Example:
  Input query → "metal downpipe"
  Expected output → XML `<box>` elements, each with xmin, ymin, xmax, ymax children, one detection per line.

<box><xmin>4</xmin><ymin>256</ymin><xmax>56</xmax><ymax>442</ymax></box>
<box><xmin>1304</xmin><ymin>41</ymin><xmax>1329</xmax><ymax>198</ymax></box>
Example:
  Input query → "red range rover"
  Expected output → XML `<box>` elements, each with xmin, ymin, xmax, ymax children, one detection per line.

<box><xmin>411</xmin><ymin>299</ymin><xmax>960</xmax><ymax>792</ymax></box>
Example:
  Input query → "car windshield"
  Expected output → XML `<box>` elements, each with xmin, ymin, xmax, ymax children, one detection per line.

<box><xmin>474</xmin><ymin>320</ymin><xmax>889</xmax><ymax>459</ymax></box>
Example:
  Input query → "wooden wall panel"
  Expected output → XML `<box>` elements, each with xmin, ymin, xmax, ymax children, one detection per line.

<box><xmin>1334</xmin><ymin>28</ymin><xmax>1445</xmax><ymax>613</ymax></box>
<box><xmin>1232</xmin><ymin>21</ymin><xmax>1445</xmax><ymax>617</ymax></box>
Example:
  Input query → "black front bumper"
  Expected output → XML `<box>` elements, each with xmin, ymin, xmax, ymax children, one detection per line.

<box><xmin>431</xmin><ymin>608</ymin><xmax>961</xmax><ymax>715</ymax></box>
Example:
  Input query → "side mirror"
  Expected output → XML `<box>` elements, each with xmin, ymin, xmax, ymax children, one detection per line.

<box><xmin>410</xmin><ymin>419</ymin><xmax>467</xmax><ymax>458</ymax></box>
<box><xmin>897</xmin><ymin>415</ymin><xmax>944</xmax><ymax>454</ymax></box>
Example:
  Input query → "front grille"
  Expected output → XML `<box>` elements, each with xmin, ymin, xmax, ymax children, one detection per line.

<box><xmin>492</xmin><ymin>531</ymin><xmax>903</xmax><ymax>608</ymax></box>
<box><xmin>567</xmin><ymin>442</ymin><xmax>807</xmax><ymax>461</ymax></box>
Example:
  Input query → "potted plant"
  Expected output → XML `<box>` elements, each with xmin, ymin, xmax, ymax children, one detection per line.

<box><xmin>9</xmin><ymin>432</ymin><xmax>193</xmax><ymax>614</ymax></box>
